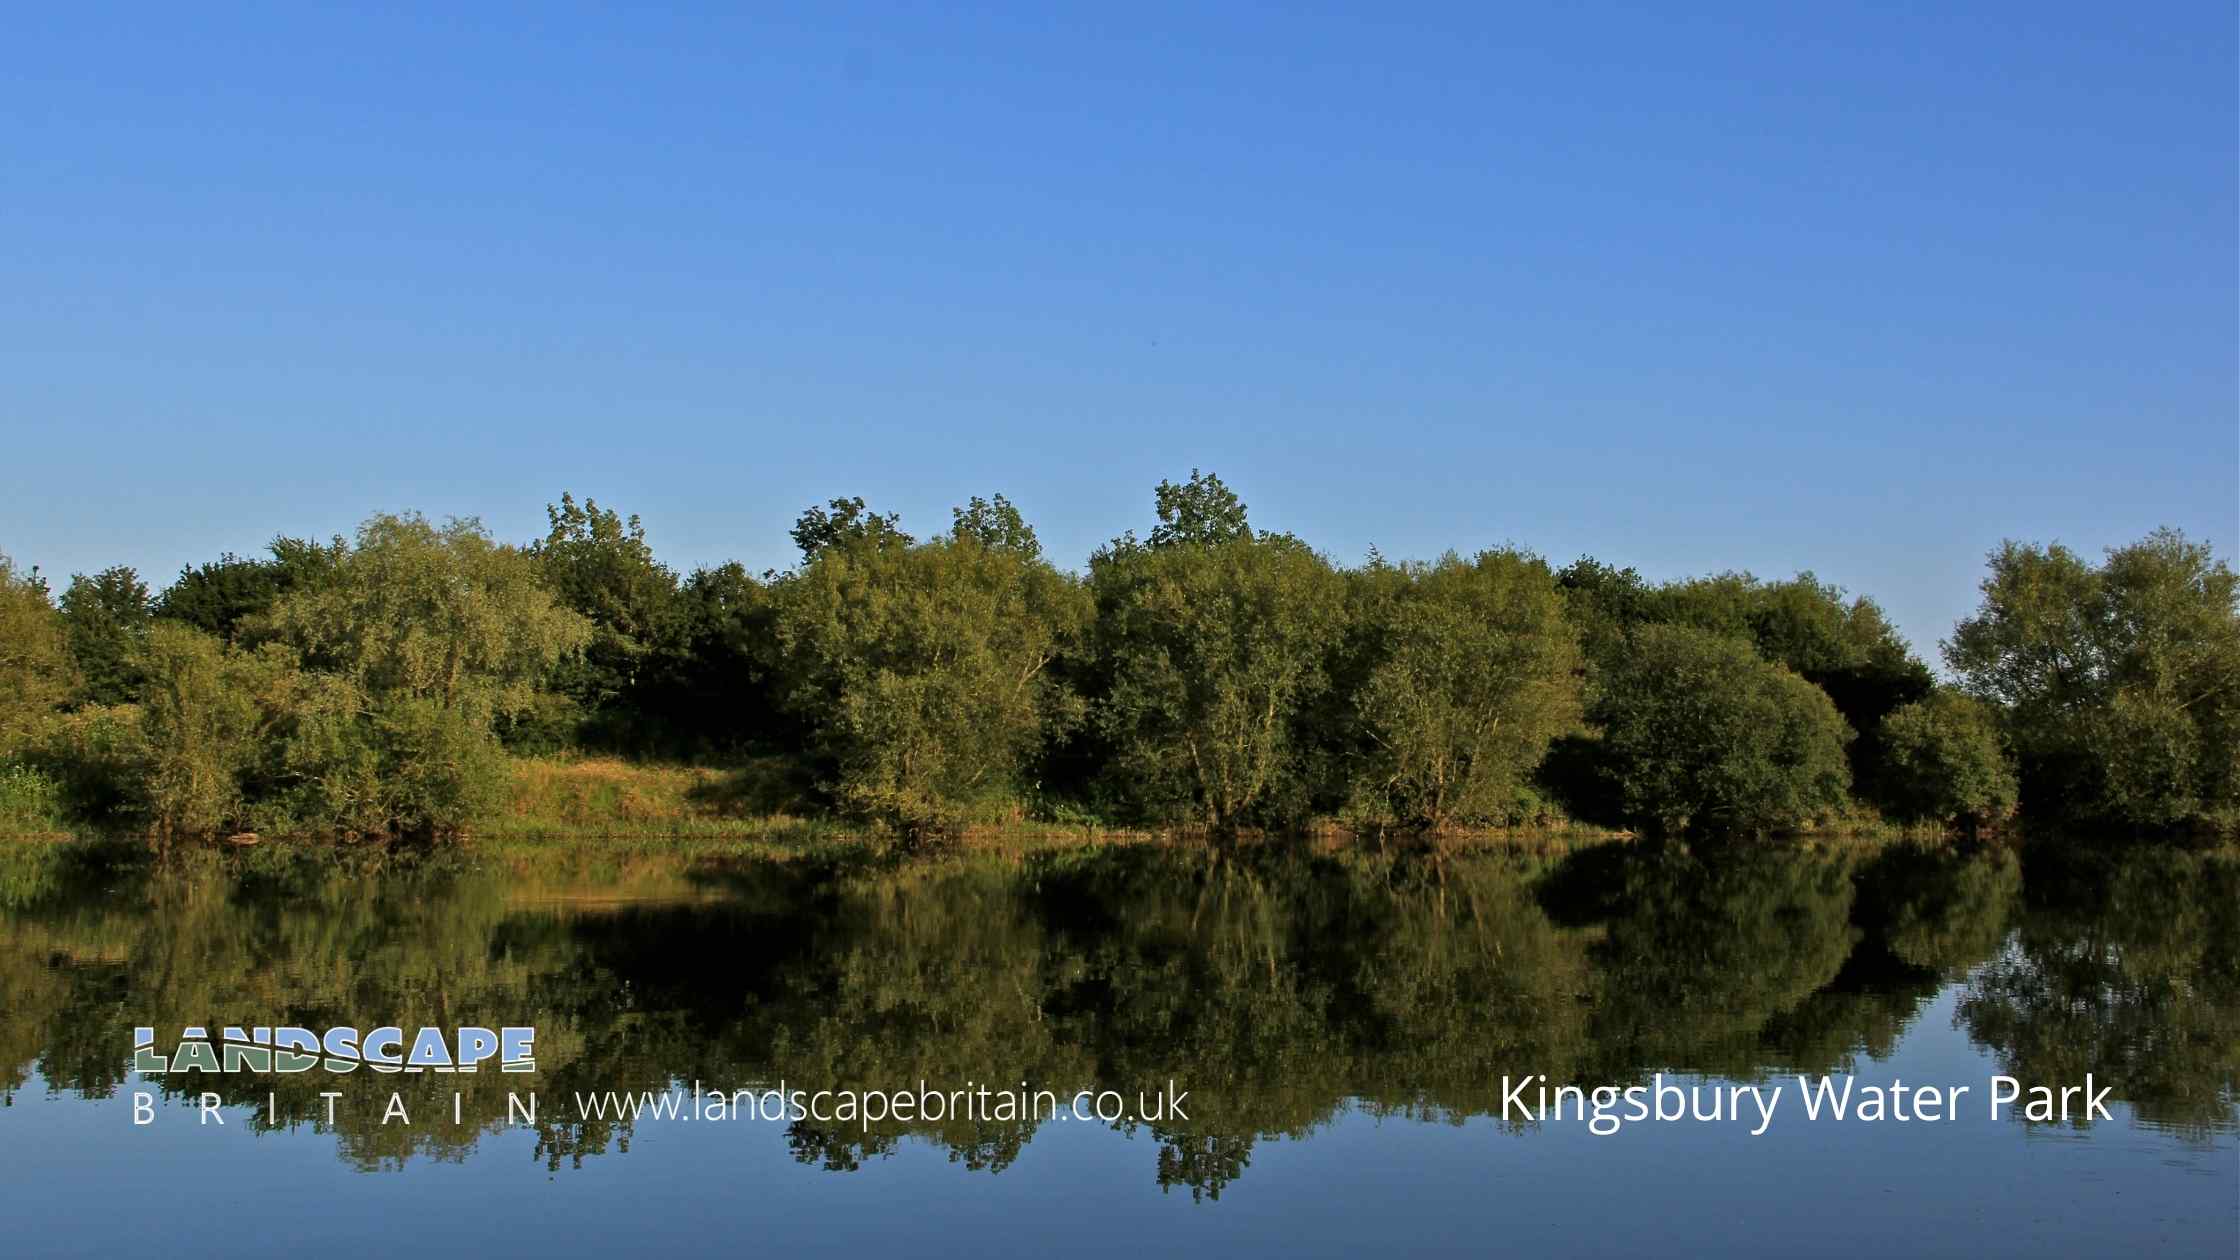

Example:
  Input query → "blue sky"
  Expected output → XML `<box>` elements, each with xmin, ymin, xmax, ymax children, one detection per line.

<box><xmin>4</xmin><ymin>2</ymin><xmax>2233</xmax><ymax>662</ymax></box>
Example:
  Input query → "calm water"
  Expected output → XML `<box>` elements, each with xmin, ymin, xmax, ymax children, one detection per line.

<box><xmin>0</xmin><ymin>839</ymin><xmax>2233</xmax><ymax>1257</ymax></box>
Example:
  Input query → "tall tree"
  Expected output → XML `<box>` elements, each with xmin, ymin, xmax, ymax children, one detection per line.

<box><xmin>1587</xmin><ymin>624</ymin><xmax>1854</xmax><ymax>838</ymax></box>
<box><xmin>0</xmin><ymin>554</ymin><xmax>73</xmax><ymax>756</ymax></box>
<box><xmin>1555</xmin><ymin>557</ymin><xmax>1653</xmax><ymax>680</ymax></box>
<box><xmin>950</xmin><ymin>494</ymin><xmax>1042</xmax><ymax>559</ymax></box>
<box><xmin>251</xmin><ymin>513</ymin><xmax>592</xmax><ymax>838</ymax></box>
<box><xmin>58</xmin><ymin>566</ymin><xmax>152</xmax><ymax>706</ymax></box>
<box><xmin>1147</xmin><ymin>469</ymin><xmax>1252</xmax><ymax>549</ymax></box>
<box><xmin>527</xmin><ymin>493</ymin><xmax>681</xmax><ymax>747</ymax></box>
<box><xmin>264</xmin><ymin>513</ymin><xmax>590</xmax><ymax>722</ymax></box>
<box><xmin>153</xmin><ymin>537</ymin><xmax>345</xmax><ymax>643</ymax></box>
<box><xmin>134</xmin><ymin>623</ymin><xmax>305</xmax><ymax>837</ymax></box>
<box><xmin>769</xmin><ymin>516</ymin><xmax>1088</xmax><ymax>839</ymax></box>
<box><xmin>1346</xmin><ymin>550</ymin><xmax>1582</xmax><ymax>830</ymax></box>
<box><xmin>1091</xmin><ymin>533</ymin><xmax>1346</xmax><ymax>833</ymax></box>
<box><xmin>790</xmin><ymin>497</ymin><xmax>912</xmax><ymax>562</ymax></box>
<box><xmin>1946</xmin><ymin>528</ymin><xmax>2240</xmax><ymax>830</ymax></box>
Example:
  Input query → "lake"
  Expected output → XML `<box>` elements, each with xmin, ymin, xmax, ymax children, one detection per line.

<box><xmin>1</xmin><ymin>837</ymin><xmax>2233</xmax><ymax>1257</ymax></box>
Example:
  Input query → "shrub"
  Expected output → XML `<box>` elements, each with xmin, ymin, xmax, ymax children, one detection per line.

<box><xmin>0</xmin><ymin>553</ymin><xmax>73</xmax><ymax>757</ymax></box>
<box><xmin>1946</xmin><ymin>529</ymin><xmax>2240</xmax><ymax>831</ymax></box>
<box><xmin>137</xmin><ymin>624</ymin><xmax>299</xmax><ymax>836</ymax></box>
<box><xmin>254</xmin><ymin>513</ymin><xmax>593</xmax><ymax>839</ymax></box>
<box><xmin>283</xmin><ymin>696</ymin><xmax>512</xmax><ymax>840</ymax></box>
<box><xmin>1876</xmin><ymin>693</ymin><xmax>2018</xmax><ymax>830</ymax></box>
<box><xmin>770</xmin><ymin>519</ymin><xmax>1088</xmax><ymax>840</ymax></box>
<box><xmin>25</xmin><ymin>704</ymin><xmax>148</xmax><ymax>827</ymax></box>
<box><xmin>1091</xmin><ymin>535</ymin><xmax>1346</xmax><ymax>833</ymax></box>
<box><xmin>0</xmin><ymin>763</ymin><xmax>65</xmax><ymax>835</ymax></box>
<box><xmin>1587</xmin><ymin>624</ymin><xmax>1853</xmax><ymax>838</ymax></box>
<box><xmin>1345</xmin><ymin>550</ymin><xmax>1581</xmax><ymax>830</ymax></box>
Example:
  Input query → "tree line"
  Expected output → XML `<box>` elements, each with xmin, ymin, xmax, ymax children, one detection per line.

<box><xmin>2</xmin><ymin>470</ymin><xmax>2233</xmax><ymax>842</ymax></box>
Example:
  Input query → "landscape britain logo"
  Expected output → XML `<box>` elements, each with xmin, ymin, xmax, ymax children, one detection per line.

<box><xmin>133</xmin><ymin>1024</ymin><xmax>536</xmax><ymax>1074</ymax></box>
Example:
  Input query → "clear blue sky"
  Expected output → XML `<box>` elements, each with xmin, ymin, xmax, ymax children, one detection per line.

<box><xmin>4</xmin><ymin>2</ymin><xmax>2233</xmax><ymax>663</ymax></box>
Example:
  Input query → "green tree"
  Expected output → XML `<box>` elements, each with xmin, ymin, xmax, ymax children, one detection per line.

<box><xmin>0</xmin><ymin>555</ymin><xmax>74</xmax><ymax>758</ymax></box>
<box><xmin>152</xmin><ymin>537</ymin><xmax>344</xmax><ymax>643</ymax></box>
<box><xmin>1946</xmin><ymin>528</ymin><xmax>2240</xmax><ymax>830</ymax></box>
<box><xmin>58</xmin><ymin>566</ymin><xmax>152</xmax><ymax>706</ymax></box>
<box><xmin>769</xmin><ymin>517</ymin><xmax>1089</xmax><ymax>839</ymax></box>
<box><xmin>1091</xmin><ymin>535</ymin><xmax>1346</xmax><ymax>832</ymax></box>
<box><xmin>950</xmin><ymin>494</ymin><xmax>1041</xmax><ymax>559</ymax></box>
<box><xmin>1587</xmin><ymin>624</ymin><xmax>1854</xmax><ymax>838</ymax></box>
<box><xmin>1654</xmin><ymin>572</ymin><xmax>1932</xmax><ymax>798</ymax></box>
<box><xmin>527</xmin><ymin>494</ymin><xmax>681</xmax><ymax>747</ymax></box>
<box><xmin>789</xmin><ymin>497</ymin><xmax>913</xmax><ymax>562</ymax></box>
<box><xmin>135</xmin><ymin>623</ymin><xmax>304</xmax><ymax>836</ymax></box>
<box><xmin>1877</xmin><ymin>692</ymin><xmax>2019</xmax><ymax>831</ymax></box>
<box><xmin>1345</xmin><ymin>550</ymin><xmax>1581</xmax><ymax>829</ymax></box>
<box><xmin>1555</xmin><ymin>556</ymin><xmax>1653</xmax><ymax>678</ymax></box>
<box><xmin>255</xmin><ymin>513</ymin><xmax>591</xmax><ymax>837</ymax></box>
<box><xmin>264</xmin><ymin>514</ymin><xmax>590</xmax><ymax>723</ymax></box>
<box><xmin>1147</xmin><ymin>469</ymin><xmax>1253</xmax><ymax>549</ymax></box>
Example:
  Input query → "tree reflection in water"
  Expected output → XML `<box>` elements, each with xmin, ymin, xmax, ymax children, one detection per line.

<box><xmin>0</xmin><ymin>836</ymin><xmax>2230</xmax><ymax>1193</ymax></box>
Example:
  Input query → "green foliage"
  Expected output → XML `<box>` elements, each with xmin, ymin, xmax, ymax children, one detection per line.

<box><xmin>1876</xmin><ymin>692</ymin><xmax>2018</xmax><ymax>829</ymax></box>
<box><xmin>1652</xmin><ymin>572</ymin><xmax>1932</xmax><ymax>796</ymax></box>
<box><xmin>527</xmin><ymin>493</ymin><xmax>682</xmax><ymax>747</ymax></box>
<box><xmin>284</xmin><ymin>695</ymin><xmax>513</xmax><ymax>840</ymax></box>
<box><xmin>23</xmin><ymin>704</ymin><xmax>147</xmax><ymax>827</ymax></box>
<box><xmin>135</xmin><ymin>623</ymin><xmax>301</xmax><ymax>836</ymax></box>
<box><xmin>950</xmin><ymin>493</ymin><xmax>1041</xmax><ymax>559</ymax></box>
<box><xmin>769</xmin><ymin>519</ymin><xmax>1090</xmax><ymax>839</ymax></box>
<box><xmin>652</xmin><ymin>562</ymin><xmax>783</xmax><ymax>755</ymax></box>
<box><xmin>1555</xmin><ymin>557</ymin><xmax>1653</xmax><ymax>678</ymax></box>
<box><xmin>249</xmin><ymin>514</ymin><xmax>589</xmax><ymax>838</ymax></box>
<box><xmin>0</xmin><ymin>764</ymin><xmax>65</xmax><ymax>835</ymax></box>
<box><xmin>0</xmin><ymin>554</ymin><xmax>73</xmax><ymax>757</ymax></box>
<box><xmin>1557</xmin><ymin>561</ymin><xmax>1929</xmax><ymax>810</ymax></box>
<box><xmin>790</xmin><ymin>497</ymin><xmax>913</xmax><ymax>562</ymax></box>
<box><xmin>1586</xmin><ymin>624</ymin><xmax>1854</xmax><ymax>837</ymax></box>
<box><xmin>1345</xmin><ymin>550</ymin><xmax>1582</xmax><ymax>829</ymax></box>
<box><xmin>14</xmin><ymin>486</ymin><xmax>2231</xmax><ymax>844</ymax></box>
<box><xmin>1946</xmin><ymin>528</ymin><xmax>2240</xmax><ymax>831</ymax></box>
<box><xmin>152</xmin><ymin>537</ymin><xmax>344</xmax><ymax>643</ymax></box>
<box><xmin>263</xmin><ymin>513</ymin><xmax>591</xmax><ymax>725</ymax></box>
<box><xmin>1147</xmin><ymin>469</ymin><xmax>1253</xmax><ymax>549</ymax></box>
<box><xmin>1090</xmin><ymin>535</ymin><xmax>1346</xmax><ymax>831</ymax></box>
<box><xmin>112</xmin><ymin>515</ymin><xmax>593</xmax><ymax>840</ymax></box>
<box><xmin>59</xmin><ymin>565</ymin><xmax>152</xmax><ymax>706</ymax></box>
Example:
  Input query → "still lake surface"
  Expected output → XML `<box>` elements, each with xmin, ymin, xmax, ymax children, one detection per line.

<box><xmin>1</xmin><ymin>838</ymin><xmax>2233</xmax><ymax>1257</ymax></box>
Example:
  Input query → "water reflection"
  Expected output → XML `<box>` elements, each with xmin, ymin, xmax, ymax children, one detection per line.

<box><xmin>0</xmin><ymin>838</ymin><xmax>2232</xmax><ymax>1192</ymax></box>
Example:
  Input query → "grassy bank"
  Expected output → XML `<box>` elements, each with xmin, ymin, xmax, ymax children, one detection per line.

<box><xmin>4</xmin><ymin>753</ymin><xmax>1923</xmax><ymax>858</ymax></box>
<box><xmin>483</xmin><ymin>755</ymin><xmax>1158</xmax><ymax>846</ymax></box>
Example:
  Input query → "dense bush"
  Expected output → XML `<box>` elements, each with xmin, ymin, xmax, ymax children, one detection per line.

<box><xmin>527</xmin><ymin>494</ymin><xmax>682</xmax><ymax>748</ymax></box>
<box><xmin>1344</xmin><ymin>550</ymin><xmax>1581</xmax><ymax>830</ymax></box>
<box><xmin>22</xmin><ymin>704</ymin><xmax>146</xmax><ymax>826</ymax></box>
<box><xmin>0</xmin><ymin>554</ymin><xmax>73</xmax><ymax>757</ymax></box>
<box><xmin>0</xmin><ymin>764</ymin><xmax>65</xmax><ymax>834</ymax></box>
<box><xmin>58</xmin><ymin>565</ymin><xmax>152</xmax><ymax>706</ymax></box>
<box><xmin>136</xmin><ymin>623</ymin><xmax>293</xmax><ymax>836</ymax></box>
<box><xmin>768</xmin><ymin>503</ymin><xmax>1089</xmax><ymax>840</ymax></box>
<box><xmin>1586</xmin><ymin>624</ymin><xmax>1854</xmax><ymax>838</ymax></box>
<box><xmin>1088</xmin><ymin>505</ymin><xmax>1346</xmax><ymax>832</ymax></box>
<box><xmin>1564</xmin><ymin>566</ymin><xmax>1931</xmax><ymax>810</ymax></box>
<box><xmin>1947</xmin><ymin>529</ymin><xmax>2239</xmax><ymax>832</ymax></box>
<box><xmin>151</xmin><ymin>536</ymin><xmax>343</xmax><ymax>643</ymax></box>
<box><xmin>1876</xmin><ymin>693</ymin><xmax>2018</xmax><ymax>830</ymax></box>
